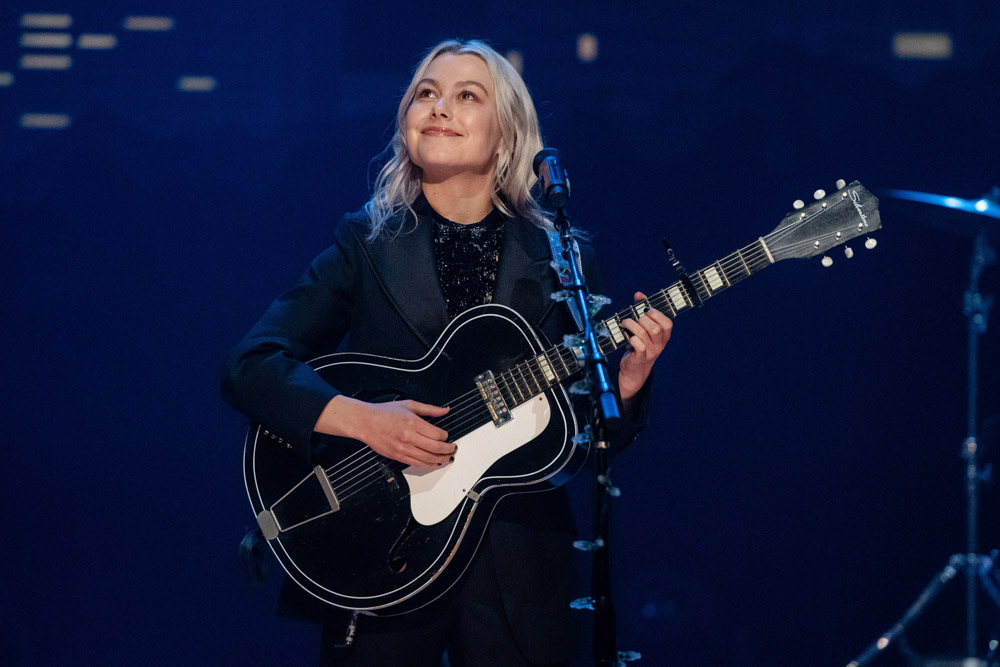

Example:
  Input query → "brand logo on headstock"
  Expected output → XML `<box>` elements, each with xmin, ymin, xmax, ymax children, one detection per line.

<box><xmin>849</xmin><ymin>190</ymin><xmax>869</xmax><ymax>227</ymax></box>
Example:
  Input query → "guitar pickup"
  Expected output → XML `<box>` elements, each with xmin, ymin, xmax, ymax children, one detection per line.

<box><xmin>474</xmin><ymin>370</ymin><xmax>512</xmax><ymax>427</ymax></box>
<box><xmin>256</xmin><ymin>465</ymin><xmax>340</xmax><ymax>540</ymax></box>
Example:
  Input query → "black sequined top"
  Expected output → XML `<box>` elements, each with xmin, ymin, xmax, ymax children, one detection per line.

<box><xmin>430</xmin><ymin>206</ymin><xmax>506</xmax><ymax>320</ymax></box>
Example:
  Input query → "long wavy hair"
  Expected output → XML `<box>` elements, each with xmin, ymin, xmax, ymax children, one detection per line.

<box><xmin>364</xmin><ymin>40</ymin><xmax>549</xmax><ymax>239</ymax></box>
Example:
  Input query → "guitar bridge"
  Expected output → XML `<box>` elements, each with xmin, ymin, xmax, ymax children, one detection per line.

<box><xmin>474</xmin><ymin>370</ymin><xmax>512</xmax><ymax>427</ymax></box>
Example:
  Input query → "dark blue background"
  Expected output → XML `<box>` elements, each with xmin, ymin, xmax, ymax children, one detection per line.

<box><xmin>2</xmin><ymin>2</ymin><xmax>998</xmax><ymax>665</ymax></box>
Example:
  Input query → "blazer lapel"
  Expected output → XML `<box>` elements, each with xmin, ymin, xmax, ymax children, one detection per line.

<box><xmin>493</xmin><ymin>219</ymin><xmax>558</xmax><ymax>328</ymax></box>
<box><xmin>362</xmin><ymin>211</ymin><xmax>559</xmax><ymax>350</ymax></box>
<box><xmin>362</xmin><ymin>212</ymin><xmax>450</xmax><ymax>351</ymax></box>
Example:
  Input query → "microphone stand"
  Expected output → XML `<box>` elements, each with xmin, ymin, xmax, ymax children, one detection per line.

<box><xmin>551</xmin><ymin>205</ymin><xmax>629</xmax><ymax>666</ymax></box>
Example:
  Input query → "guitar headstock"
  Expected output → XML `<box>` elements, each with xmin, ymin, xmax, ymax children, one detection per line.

<box><xmin>765</xmin><ymin>180</ymin><xmax>881</xmax><ymax>264</ymax></box>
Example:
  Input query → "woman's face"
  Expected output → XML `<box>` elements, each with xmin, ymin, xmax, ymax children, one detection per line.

<box><xmin>405</xmin><ymin>53</ymin><xmax>503</xmax><ymax>182</ymax></box>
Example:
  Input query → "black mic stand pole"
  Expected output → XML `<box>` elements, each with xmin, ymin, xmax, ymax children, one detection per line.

<box><xmin>961</xmin><ymin>229</ymin><xmax>995</xmax><ymax>656</ymax></box>
<box><xmin>551</xmin><ymin>206</ymin><xmax>628</xmax><ymax>666</ymax></box>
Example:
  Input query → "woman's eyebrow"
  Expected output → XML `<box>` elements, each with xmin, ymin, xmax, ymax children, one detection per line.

<box><xmin>416</xmin><ymin>78</ymin><xmax>490</xmax><ymax>96</ymax></box>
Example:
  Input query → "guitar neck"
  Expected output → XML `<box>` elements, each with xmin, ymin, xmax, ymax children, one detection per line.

<box><xmin>493</xmin><ymin>237</ymin><xmax>776</xmax><ymax>410</ymax></box>
<box><xmin>595</xmin><ymin>237</ymin><xmax>775</xmax><ymax>355</ymax></box>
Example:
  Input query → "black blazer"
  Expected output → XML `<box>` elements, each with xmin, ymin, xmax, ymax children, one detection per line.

<box><xmin>221</xmin><ymin>203</ymin><xmax>649</xmax><ymax>663</ymax></box>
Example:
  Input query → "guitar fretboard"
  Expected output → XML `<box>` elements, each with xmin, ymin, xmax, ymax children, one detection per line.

<box><xmin>495</xmin><ymin>345</ymin><xmax>583</xmax><ymax>409</ymax></box>
<box><xmin>482</xmin><ymin>237</ymin><xmax>776</xmax><ymax>410</ymax></box>
<box><xmin>595</xmin><ymin>237</ymin><xmax>774</xmax><ymax>355</ymax></box>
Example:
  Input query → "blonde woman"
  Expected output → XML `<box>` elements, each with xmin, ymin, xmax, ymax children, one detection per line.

<box><xmin>223</xmin><ymin>39</ymin><xmax>670</xmax><ymax>666</ymax></box>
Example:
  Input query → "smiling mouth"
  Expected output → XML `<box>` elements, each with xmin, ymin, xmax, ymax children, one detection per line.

<box><xmin>422</xmin><ymin>127</ymin><xmax>461</xmax><ymax>136</ymax></box>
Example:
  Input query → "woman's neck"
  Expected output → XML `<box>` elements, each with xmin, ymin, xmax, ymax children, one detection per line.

<box><xmin>421</xmin><ymin>174</ymin><xmax>494</xmax><ymax>224</ymax></box>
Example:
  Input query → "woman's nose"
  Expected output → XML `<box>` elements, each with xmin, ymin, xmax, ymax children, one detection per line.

<box><xmin>431</xmin><ymin>98</ymin><xmax>449</xmax><ymax>118</ymax></box>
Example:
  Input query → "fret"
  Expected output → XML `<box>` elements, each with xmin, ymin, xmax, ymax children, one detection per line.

<box><xmin>551</xmin><ymin>345</ymin><xmax>574</xmax><ymax>377</ymax></box>
<box><xmin>734</xmin><ymin>248</ymin><xmax>752</xmax><ymax>276</ymax></box>
<box><xmin>655</xmin><ymin>290</ymin><xmax>677</xmax><ymax>318</ymax></box>
<box><xmin>665</xmin><ymin>284</ymin><xmax>688</xmax><ymax>312</ymax></box>
<box><xmin>596</xmin><ymin>329</ymin><xmax>617</xmax><ymax>356</ymax></box>
<box><xmin>517</xmin><ymin>360</ymin><xmax>542</xmax><ymax>396</ymax></box>
<box><xmin>714</xmin><ymin>261</ymin><xmax>731</xmax><ymax>287</ymax></box>
<box><xmin>537</xmin><ymin>351</ymin><xmax>556</xmax><ymax>384</ymax></box>
<box><xmin>497</xmin><ymin>372</ymin><xmax>517</xmax><ymax>407</ymax></box>
<box><xmin>551</xmin><ymin>234</ymin><xmax>785</xmax><ymax>378</ymax></box>
<box><xmin>525</xmin><ymin>358</ymin><xmax>545</xmax><ymax>393</ymax></box>
<box><xmin>606</xmin><ymin>314</ymin><xmax>626</xmax><ymax>346</ymax></box>
<box><xmin>507</xmin><ymin>367</ymin><xmax>527</xmax><ymax>404</ymax></box>
<box><xmin>692</xmin><ymin>269</ymin><xmax>712</xmax><ymax>298</ymax></box>
<box><xmin>549</xmin><ymin>347</ymin><xmax>576</xmax><ymax>382</ymax></box>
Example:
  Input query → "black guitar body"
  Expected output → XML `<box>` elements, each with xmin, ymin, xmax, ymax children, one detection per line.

<box><xmin>243</xmin><ymin>304</ymin><xmax>586</xmax><ymax>614</ymax></box>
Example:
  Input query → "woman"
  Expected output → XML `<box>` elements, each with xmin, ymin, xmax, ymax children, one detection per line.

<box><xmin>222</xmin><ymin>39</ymin><xmax>671</xmax><ymax>666</ymax></box>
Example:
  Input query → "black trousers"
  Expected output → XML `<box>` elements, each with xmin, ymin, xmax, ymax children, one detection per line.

<box><xmin>318</xmin><ymin>537</ymin><xmax>572</xmax><ymax>667</ymax></box>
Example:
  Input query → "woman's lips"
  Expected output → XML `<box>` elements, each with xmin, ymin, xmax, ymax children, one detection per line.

<box><xmin>422</xmin><ymin>127</ymin><xmax>460</xmax><ymax>136</ymax></box>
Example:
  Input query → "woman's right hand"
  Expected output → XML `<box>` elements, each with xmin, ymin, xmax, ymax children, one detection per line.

<box><xmin>315</xmin><ymin>395</ymin><xmax>455</xmax><ymax>467</ymax></box>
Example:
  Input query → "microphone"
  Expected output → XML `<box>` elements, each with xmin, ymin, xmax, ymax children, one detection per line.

<box><xmin>533</xmin><ymin>148</ymin><xmax>570</xmax><ymax>208</ymax></box>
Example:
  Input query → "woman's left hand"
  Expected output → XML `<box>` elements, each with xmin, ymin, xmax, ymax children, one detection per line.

<box><xmin>618</xmin><ymin>291</ymin><xmax>672</xmax><ymax>409</ymax></box>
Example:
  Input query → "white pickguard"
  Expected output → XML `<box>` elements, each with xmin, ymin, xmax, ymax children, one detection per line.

<box><xmin>403</xmin><ymin>394</ymin><xmax>552</xmax><ymax>526</ymax></box>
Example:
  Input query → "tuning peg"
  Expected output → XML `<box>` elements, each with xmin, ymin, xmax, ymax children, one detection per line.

<box><xmin>836</xmin><ymin>179</ymin><xmax>846</xmax><ymax>190</ymax></box>
<box><xmin>821</xmin><ymin>256</ymin><xmax>833</xmax><ymax>267</ymax></box>
<box><xmin>844</xmin><ymin>246</ymin><xmax>854</xmax><ymax>258</ymax></box>
<box><xmin>865</xmin><ymin>237</ymin><xmax>878</xmax><ymax>250</ymax></box>
<box><xmin>814</xmin><ymin>189</ymin><xmax>826</xmax><ymax>200</ymax></box>
<box><xmin>793</xmin><ymin>199</ymin><xmax>805</xmax><ymax>210</ymax></box>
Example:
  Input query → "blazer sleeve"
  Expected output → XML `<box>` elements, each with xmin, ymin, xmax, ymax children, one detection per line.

<box><xmin>220</xmin><ymin>215</ymin><xmax>361</xmax><ymax>461</ymax></box>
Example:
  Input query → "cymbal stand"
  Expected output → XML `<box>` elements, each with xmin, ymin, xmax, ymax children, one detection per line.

<box><xmin>847</xmin><ymin>229</ymin><xmax>998</xmax><ymax>666</ymax></box>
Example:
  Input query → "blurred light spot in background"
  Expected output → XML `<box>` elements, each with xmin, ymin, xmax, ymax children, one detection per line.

<box><xmin>177</xmin><ymin>76</ymin><xmax>217</xmax><ymax>92</ymax></box>
<box><xmin>505</xmin><ymin>50</ymin><xmax>524</xmax><ymax>75</ymax></box>
<box><xmin>944</xmin><ymin>197</ymin><xmax>962</xmax><ymax>207</ymax></box>
<box><xmin>19</xmin><ymin>54</ymin><xmax>72</xmax><ymax>70</ymax></box>
<box><xmin>20</xmin><ymin>113</ymin><xmax>72</xmax><ymax>129</ymax></box>
<box><xmin>577</xmin><ymin>33</ymin><xmax>598</xmax><ymax>63</ymax></box>
<box><xmin>20</xmin><ymin>13</ymin><xmax>72</xmax><ymax>29</ymax></box>
<box><xmin>77</xmin><ymin>34</ymin><xmax>118</xmax><ymax>50</ymax></box>
<box><xmin>892</xmin><ymin>32</ymin><xmax>952</xmax><ymax>60</ymax></box>
<box><xmin>123</xmin><ymin>16</ymin><xmax>175</xmax><ymax>32</ymax></box>
<box><xmin>0</xmin><ymin>72</ymin><xmax>14</xmax><ymax>87</ymax></box>
<box><xmin>20</xmin><ymin>32</ymin><xmax>73</xmax><ymax>48</ymax></box>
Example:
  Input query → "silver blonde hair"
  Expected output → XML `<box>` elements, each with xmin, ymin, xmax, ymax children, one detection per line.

<box><xmin>364</xmin><ymin>40</ymin><xmax>549</xmax><ymax>239</ymax></box>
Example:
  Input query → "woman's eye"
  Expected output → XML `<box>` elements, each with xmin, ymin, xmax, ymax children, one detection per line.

<box><xmin>418</xmin><ymin>88</ymin><xmax>437</xmax><ymax>99</ymax></box>
<box><xmin>460</xmin><ymin>91</ymin><xmax>477</xmax><ymax>101</ymax></box>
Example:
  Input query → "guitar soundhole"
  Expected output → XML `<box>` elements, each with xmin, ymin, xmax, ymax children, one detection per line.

<box><xmin>387</xmin><ymin>515</ymin><xmax>415</xmax><ymax>574</ymax></box>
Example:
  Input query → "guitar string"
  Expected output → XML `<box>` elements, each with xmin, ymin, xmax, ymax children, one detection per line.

<box><xmin>325</xmin><ymin>343</ymin><xmax>580</xmax><ymax>485</ymax></box>
<box><xmin>327</xmin><ymin>242</ymin><xmax>772</xmax><ymax>491</ymax></box>
<box><xmin>327</xmin><ymin>241</ymin><xmax>784</xmax><ymax>501</ymax></box>
<box><xmin>325</xmin><ymin>385</ymin><xmax>506</xmax><ymax>491</ymax></box>
<box><xmin>337</xmin><ymin>219</ymin><xmax>858</xmax><ymax>502</ymax></box>
<box><xmin>314</xmin><ymin>237</ymin><xmax>792</xmax><ymax>505</ymax></box>
<box><xmin>326</xmin><ymin>348</ymin><xmax>582</xmax><ymax>498</ymax></box>
<box><xmin>332</xmin><ymin>403</ymin><xmax>496</xmax><ymax>502</ymax></box>
<box><xmin>333</xmin><ymin>340</ymin><xmax>605</xmax><ymax>502</ymax></box>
